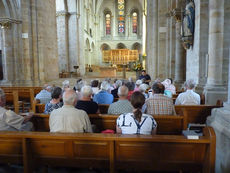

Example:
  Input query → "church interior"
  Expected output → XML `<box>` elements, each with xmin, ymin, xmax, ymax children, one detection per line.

<box><xmin>0</xmin><ymin>0</ymin><xmax>230</xmax><ymax>172</ymax></box>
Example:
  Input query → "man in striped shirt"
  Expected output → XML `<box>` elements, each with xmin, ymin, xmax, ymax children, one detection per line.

<box><xmin>145</xmin><ymin>82</ymin><xmax>176</xmax><ymax>115</ymax></box>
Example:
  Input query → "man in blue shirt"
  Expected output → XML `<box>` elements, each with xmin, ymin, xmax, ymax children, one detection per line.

<box><xmin>93</xmin><ymin>81</ymin><xmax>114</xmax><ymax>104</ymax></box>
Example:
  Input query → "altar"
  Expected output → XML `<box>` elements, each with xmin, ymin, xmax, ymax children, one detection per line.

<box><xmin>99</xmin><ymin>67</ymin><xmax>116</xmax><ymax>77</ymax></box>
<box><xmin>102</xmin><ymin>49</ymin><xmax>139</xmax><ymax>78</ymax></box>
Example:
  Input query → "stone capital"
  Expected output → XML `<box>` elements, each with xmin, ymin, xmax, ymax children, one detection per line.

<box><xmin>56</xmin><ymin>11</ymin><xmax>70</xmax><ymax>17</ymax></box>
<box><xmin>0</xmin><ymin>17</ymin><xmax>22</xmax><ymax>29</ymax></box>
<box><xmin>171</xmin><ymin>8</ymin><xmax>181</xmax><ymax>22</ymax></box>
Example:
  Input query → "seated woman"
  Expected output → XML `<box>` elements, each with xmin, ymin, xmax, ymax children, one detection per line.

<box><xmin>116</xmin><ymin>91</ymin><xmax>157</xmax><ymax>135</ymax></box>
<box><xmin>44</xmin><ymin>87</ymin><xmax>63</xmax><ymax>114</ymax></box>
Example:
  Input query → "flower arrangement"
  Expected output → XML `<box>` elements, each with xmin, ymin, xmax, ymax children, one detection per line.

<box><xmin>133</xmin><ymin>63</ymin><xmax>143</xmax><ymax>71</ymax></box>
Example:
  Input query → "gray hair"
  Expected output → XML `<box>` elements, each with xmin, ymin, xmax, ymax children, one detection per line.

<box><xmin>184</xmin><ymin>79</ymin><xmax>196</xmax><ymax>89</ymax></box>
<box><xmin>81</xmin><ymin>85</ymin><xmax>93</xmax><ymax>97</ymax></box>
<box><xmin>75</xmin><ymin>80</ymin><xmax>85</xmax><ymax>91</ymax></box>
<box><xmin>118</xmin><ymin>86</ymin><xmax>129</xmax><ymax>97</ymax></box>
<box><xmin>63</xmin><ymin>89</ymin><xmax>77</xmax><ymax>105</ymax></box>
<box><xmin>0</xmin><ymin>88</ymin><xmax>5</xmax><ymax>98</ymax></box>
<box><xmin>139</xmin><ymin>84</ymin><xmax>149</xmax><ymax>93</ymax></box>
<box><xmin>101</xmin><ymin>81</ymin><xmax>110</xmax><ymax>91</ymax></box>
<box><xmin>115</xmin><ymin>80</ymin><xmax>122</xmax><ymax>88</ymax></box>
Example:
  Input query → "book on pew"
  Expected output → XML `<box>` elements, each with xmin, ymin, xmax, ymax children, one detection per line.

<box><xmin>188</xmin><ymin>123</ymin><xmax>206</xmax><ymax>131</ymax></box>
<box><xmin>182</xmin><ymin>130</ymin><xmax>203</xmax><ymax>140</ymax></box>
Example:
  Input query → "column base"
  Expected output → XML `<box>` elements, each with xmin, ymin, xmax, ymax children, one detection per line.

<box><xmin>203</xmin><ymin>84</ymin><xmax>227</xmax><ymax>105</ymax></box>
<box><xmin>206</xmin><ymin>104</ymin><xmax>230</xmax><ymax>173</ymax></box>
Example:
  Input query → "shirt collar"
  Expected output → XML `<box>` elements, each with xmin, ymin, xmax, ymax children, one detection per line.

<box><xmin>62</xmin><ymin>105</ymin><xmax>75</xmax><ymax>108</ymax></box>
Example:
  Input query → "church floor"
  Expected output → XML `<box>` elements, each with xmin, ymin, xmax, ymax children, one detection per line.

<box><xmin>47</xmin><ymin>71</ymin><xmax>137</xmax><ymax>88</ymax></box>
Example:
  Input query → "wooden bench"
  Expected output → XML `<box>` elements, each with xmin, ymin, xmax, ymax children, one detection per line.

<box><xmin>5</xmin><ymin>90</ymin><xmax>19</xmax><ymax>114</ymax></box>
<box><xmin>175</xmin><ymin>105</ymin><xmax>221</xmax><ymax>125</ymax></box>
<box><xmin>31</xmin><ymin>113</ymin><xmax>187</xmax><ymax>135</ymax></box>
<box><xmin>0</xmin><ymin>127</ymin><xmax>215</xmax><ymax>173</ymax></box>
<box><xmin>31</xmin><ymin>100</ymin><xmax>45</xmax><ymax>113</ymax></box>
<box><xmin>1</xmin><ymin>87</ymin><xmax>42</xmax><ymax>112</ymax></box>
<box><xmin>98</xmin><ymin>104</ymin><xmax>110</xmax><ymax>114</ymax></box>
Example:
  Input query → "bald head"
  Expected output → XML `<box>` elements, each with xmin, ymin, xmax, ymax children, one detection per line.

<box><xmin>63</xmin><ymin>89</ymin><xmax>77</xmax><ymax>106</ymax></box>
<box><xmin>118</xmin><ymin>86</ymin><xmax>129</xmax><ymax>98</ymax></box>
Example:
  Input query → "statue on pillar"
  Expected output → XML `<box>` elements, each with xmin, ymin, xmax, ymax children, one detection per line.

<box><xmin>181</xmin><ymin>0</ymin><xmax>195</xmax><ymax>49</ymax></box>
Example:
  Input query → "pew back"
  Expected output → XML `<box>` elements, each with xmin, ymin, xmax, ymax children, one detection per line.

<box><xmin>32</xmin><ymin>113</ymin><xmax>187</xmax><ymax>135</ymax></box>
<box><xmin>175</xmin><ymin>105</ymin><xmax>220</xmax><ymax>125</ymax></box>
<box><xmin>0</xmin><ymin>127</ymin><xmax>215</xmax><ymax>173</ymax></box>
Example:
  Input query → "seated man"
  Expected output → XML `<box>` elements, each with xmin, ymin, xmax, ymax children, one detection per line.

<box><xmin>108</xmin><ymin>86</ymin><xmax>133</xmax><ymax>115</ymax></box>
<box><xmin>175</xmin><ymin>79</ymin><xmax>200</xmax><ymax>105</ymax></box>
<box><xmin>93</xmin><ymin>81</ymin><xmax>114</xmax><ymax>104</ymax></box>
<box><xmin>49</xmin><ymin>89</ymin><xmax>92</xmax><ymax>133</ymax></box>
<box><xmin>0</xmin><ymin>89</ymin><xmax>33</xmax><ymax>131</ymax></box>
<box><xmin>75</xmin><ymin>85</ymin><xmax>99</xmax><ymax>114</ymax></box>
<box><xmin>35</xmin><ymin>84</ymin><xmax>52</xmax><ymax>104</ymax></box>
<box><xmin>145</xmin><ymin>82</ymin><xmax>176</xmax><ymax>115</ymax></box>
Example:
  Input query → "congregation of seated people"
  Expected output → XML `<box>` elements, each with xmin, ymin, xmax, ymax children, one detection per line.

<box><xmin>0</xmin><ymin>77</ymin><xmax>202</xmax><ymax>134</ymax></box>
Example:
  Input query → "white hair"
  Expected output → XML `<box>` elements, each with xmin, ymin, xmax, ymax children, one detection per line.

<box><xmin>139</xmin><ymin>84</ymin><xmax>149</xmax><ymax>92</ymax></box>
<box><xmin>75</xmin><ymin>80</ymin><xmax>85</xmax><ymax>91</ymax></box>
<box><xmin>118</xmin><ymin>86</ymin><xmax>129</xmax><ymax>97</ymax></box>
<box><xmin>115</xmin><ymin>80</ymin><xmax>122</xmax><ymax>88</ymax></box>
<box><xmin>184</xmin><ymin>79</ymin><xmax>196</xmax><ymax>89</ymax></box>
<box><xmin>81</xmin><ymin>85</ymin><xmax>93</xmax><ymax>97</ymax></box>
<box><xmin>101</xmin><ymin>81</ymin><xmax>110</xmax><ymax>91</ymax></box>
<box><xmin>63</xmin><ymin>90</ymin><xmax>77</xmax><ymax>105</ymax></box>
<box><xmin>62</xmin><ymin>80</ymin><xmax>70</xmax><ymax>88</ymax></box>
<box><xmin>135</xmin><ymin>80</ymin><xmax>142</xmax><ymax>86</ymax></box>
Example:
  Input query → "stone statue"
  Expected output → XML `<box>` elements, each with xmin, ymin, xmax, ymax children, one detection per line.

<box><xmin>182</xmin><ymin>0</ymin><xmax>195</xmax><ymax>49</ymax></box>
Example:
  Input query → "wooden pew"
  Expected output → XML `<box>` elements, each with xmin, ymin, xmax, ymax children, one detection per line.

<box><xmin>175</xmin><ymin>105</ymin><xmax>221</xmax><ymax>125</ymax></box>
<box><xmin>31</xmin><ymin>100</ymin><xmax>45</xmax><ymax>113</ymax></box>
<box><xmin>1</xmin><ymin>87</ymin><xmax>42</xmax><ymax>111</ymax></box>
<box><xmin>98</xmin><ymin>104</ymin><xmax>110</xmax><ymax>114</ymax></box>
<box><xmin>5</xmin><ymin>90</ymin><xmax>19</xmax><ymax>114</ymax></box>
<box><xmin>31</xmin><ymin>113</ymin><xmax>187</xmax><ymax>135</ymax></box>
<box><xmin>115</xmin><ymin>127</ymin><xmax>215</xmax><ymax>173</ymax></box>
<box><xmin>0</xmin><ymin>127</ymin><xmax>216</xmax><ymax>173</ymax></box>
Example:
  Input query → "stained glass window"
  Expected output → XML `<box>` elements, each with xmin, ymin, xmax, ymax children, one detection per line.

<box><xmin>132</xmin><ymin>12</ymin><xmax>137</xmax><ymax>33</ymax></box>
<box><xmin>105</xmin><ymin>13</ymin><xmax>111</xmax><ymax>35</ymax></box>
<box><xmin>118</xmin><ymin>0</ymin><xmax>125</xmax><ymax>33</ymax></box>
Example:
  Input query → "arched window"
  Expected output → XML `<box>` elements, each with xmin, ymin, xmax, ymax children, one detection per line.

<box><xmin>105</xmin><ymin>13</ymin><xmax>111</xmax><ymax>35</ymax></box>
<box><xmin>132</xmin><ymin>12</ymin><xmax>138</xmax><ymax>33</ymax></box>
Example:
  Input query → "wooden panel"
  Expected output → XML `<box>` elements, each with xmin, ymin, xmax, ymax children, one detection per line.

<box><xmin>98</xmin><ymin>104</ymin><xmax>109</xmax><ymax>114</ymax></box>
<box><xmin>36</xmin><ymin>104</ymin><xmax>45</xmax><ymax>113</ymax></box>
<box><xmin>0</xmin><ymin>138</ymin><xmax>22</xmax><ymax>164</ymax></box>
<box><xmin>153</xmin><ymin>115</ymin><xmax>184</xmax><ymax>135</ymax></box>
<box><xmin>73</xmin><ymin>140</ymin><xmax>110</xmax><ymax>159</ymax></box>
<box><xmin>30</xmin><ymin>139</ymin><xmax>66</xmax><ymax>157</ymax></box>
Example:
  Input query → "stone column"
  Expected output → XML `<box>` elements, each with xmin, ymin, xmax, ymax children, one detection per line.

<box><xmin>56</xmin><ymin>11</ymin><xmax>70</xmax><ymax>73</ymax></box>
<box><xmin>204</xmin><ymin>0</ymin><xmax>227</xmax><ymax>104</ymax></box>
<box><xmin>146</xmin><ymin>0</ymin><xmax>158</xmax><ymax>80</ymax></box>
<box><xmin>172</xmin><ymin>8</ymin><xmax>185</xmax><ymax>86</ymax></box>
<box><xmin>157</xmin><ymin>0</ymin><xmax>167</xmax><ymax>79</ymax></box>
<box><xmin>0</xmin><ymin>22</ymin><xmax>14</xmax><ymax>85</ymax></box>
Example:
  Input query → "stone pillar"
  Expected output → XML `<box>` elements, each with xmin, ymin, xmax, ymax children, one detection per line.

<box><xmin>172</xmin><ymin>8</ymin><xmax>185</xmax><ymax>85</ymax></box>
<box><xmin>204</xmin><ymin>0</ymin><xmax>227</xmax><ymax>104</ymax></box>
<box><xmin>56</xmin><ymin>11</ymin><xmax>70</xmax><ymax>73</ymax></box>
<box><xmin>157</xmin><ymin>0</ymin><xmax>167</xmax><ymax>79</ymax></box>
<box><xmin>146</xmin><ymin>0</ymin><xmax>158</xmax><ymax>80</ymax></box>
<box><xmin>0</xmin><ymin>23</ymin><xmax>14</xmax><ymax>85</ymax></box>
